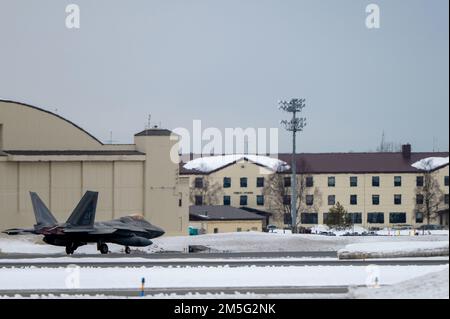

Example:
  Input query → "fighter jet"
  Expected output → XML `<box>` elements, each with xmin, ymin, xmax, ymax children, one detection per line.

<box><xmin>3</xmin><ymin>191</ymin><xmax>165</xmax><ymax>255</ymax></box>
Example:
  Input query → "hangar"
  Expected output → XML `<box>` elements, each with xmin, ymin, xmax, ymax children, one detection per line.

<box><xmin>0</xmin><ymin>99</ymin><xmax>189</xmax><ymax>236</ymax></box>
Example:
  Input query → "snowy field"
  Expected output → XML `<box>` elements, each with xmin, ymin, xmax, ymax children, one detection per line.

<box><xmin>0</xmin><ymin>231</ymin><xmax>448</xmax><ymax>255</ymax></box>
<box><xmin>0</xmin><ymin>264</ymin><xmax>447</xmax><ymax>290</ymax></box>
<box><xmin>350</xmin><ymin>266</ymin><xmax>449</xmax><ymax>299</ymax></box>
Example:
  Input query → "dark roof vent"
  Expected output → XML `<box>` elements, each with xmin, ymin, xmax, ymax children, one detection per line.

<box><xmin>402</xmin><ymin>144</ymin><xmax>412</xmax><ymax>160</ymax></box>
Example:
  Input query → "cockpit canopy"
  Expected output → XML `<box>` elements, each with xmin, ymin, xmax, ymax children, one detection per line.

<box><xmin>119</xmin><ymin>214</ymin><xmax>152</xmax><ymax>227</ymax></box>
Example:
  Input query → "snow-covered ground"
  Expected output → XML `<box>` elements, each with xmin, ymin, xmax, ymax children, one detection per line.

<box><xmin>350</xmin><ymin>266</ymin><xmax>449</xmax><ymax>299</ymax></box>
<box><xmin>0</xmin><ymin>264</ymin><xmax>447</xmax><ymax>290</ymax></box>
<box><xmin>338</xmin><ymin>241</ymin><xmax>449</xmax><ymax>259</ymax></box>
<box><xmin>0</xmin><ymin>231</ymin><xmax>448</xmax><ymax>255</ymax></box>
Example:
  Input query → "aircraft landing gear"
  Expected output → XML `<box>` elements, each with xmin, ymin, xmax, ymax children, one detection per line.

<box><xmin>65</xmin><ymin>245</ymin><xmax>74</xmax><ymax>255</ymax></box>
<box><xmin>65</xmin><ymin>242</ymin><xmax>78</xmax><ymax>255</ymax></box>
<box><xmin>98</xmin><ymin>243</ymin><xmax>109</xmax><ymax>254</ymax></box>
<box><xmin>125</xmin><ymin>246</ymin><xmax>131</xmax><ymax>254</ymax></box>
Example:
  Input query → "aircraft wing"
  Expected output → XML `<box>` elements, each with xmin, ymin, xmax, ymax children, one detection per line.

<box><xmin>62</xmin><ymin>227</ymin><xmax>117</xmax><ymax>235</ymax></box>
<box><xmin>2</xmin><ymin>228</ymin><xmax>36</xmax><ymax>235</ymax></box>
<box><xmin>111</xmin><ymin>225</ymin><xmax>145</xmax><ymax>232</ymax></box>
<box><xmin>87</xmin><ymin>228</ymin><xmax>117</xmax><ymax>235</ymax></box>
<box><xmin>62</xmin><ymin>227</ymin><xmax>96</xmax><ymax>233</ymax></box>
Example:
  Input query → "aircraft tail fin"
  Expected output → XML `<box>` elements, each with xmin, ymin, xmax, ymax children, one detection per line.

<box><xmin>66</xmin><ymin>191</ymin><xmax>98</xmax><ymax>227</ymax></box>
<box><xmin>30</xmin><ymin>192</ymin><xmax>58</xmax><ymax>227</ymax></box>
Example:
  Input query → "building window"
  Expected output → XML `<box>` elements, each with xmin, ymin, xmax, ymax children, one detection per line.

<box><xmin>237</xmin><ymin>228</ymin><xmax>242</xmax><ymax>232</ymax></box>
<box><xmin>257</xmin><ymin>195</ymin><xmax>264</xmax><ymax>206</ymax></box>
<box><xmin>194</xmin><ymin>177</ymin><xmax>203</xmax><ymax>189</ymax></box>
<box><xmin>394</xmin><ymin>176</ymin><xmax>402</xmax><ymax>187</ymax></box>
<box><xmin>372</xmin><ymin>195</ymin><xmax>380</xmax><ymax>205</ymax></box>
<box><xmin>284</xmin><ymin>177</ymin><xmax>291</xmax><ymax>188</ymax></box>
<box><xmin>328</xmin><ymin>195</ymin><xmax>336</xmax><ymax>206</ymax></box>
<box><xmin>178</xmin><ymin>198</ymin><xmax>182</xmax><ymax>207</ymax></box>
<box><xmin>223</xmin><ymin>196</ymin><xmax>231</xmax><ymax>206</ymax></box>
<box><xmin>240</xmin><ymin>177</ymin><xmax>248</xmax><ymax>188</ymax></box>
<box><xmin>306</xmin><ymin>177</ymin><xmax>314</xmax><ymax>187</ymax></box>
<box><xmin>350</xmin><ymin>195</ymin><xmax>357</xmax><ymax>205</ymax></box>
<box><xmin>394</xmin><ymin>194</ymin><xmax>402</xmax><ymax>205</ymax></box>
<box><xmin>195</xmin><ymin>195</ymin><xmax>203</xmax><ymax>206</ymax></box>
<box><xmin>416</xmin><ymin>194</ymin><xmax>424</xmax><ymax>205</ymax></box>
<box><xmin>368</xmin><ymin>212</ymin><xmax>384</xmax><ymax>224</ymax></box>
<box><xmin>328</xmin><ymin>177</ymin><xmax>335</xmax><ymax>187</ymax></box>
<box><xmin>223</xmin><ymin>177</ymin><xmax>231</xmax><ymax>188</ymax></box>
<box><xmin>390</xmin><ymin>212</ymin><xmax>407</xmax><ymax>224</ymax></box>
<box><xmin>301</xmin><ymin>213</ymin><xmax>318</xmax><ymax>224</ymax></box>
<box><xmin>348</xmin><ymin>212</ymin><xmax>363</xmax><ymax>224</ymax></box>
<box><xmin>284</xmin><ymin>213</ymin><xmax>292</xmax><ymax>225</ymax></box>
<box><xmin>445</xmin><ymin>194</ymin><xmax>449</xmax><ymax>205</ymax></box>
<box><xmin>283</xmin><ymin>195</ymin><xmax>291</xmax><ymax>206</ymax></box>
<box><xmin>350</xmin><ymin>176</ymin><xmax>358</xmax><ymax>187</ymax></box>
<box><xmin>306</xmin><ymin>195</ymin><xmax>314</xmax><ymax>206</ymax></box>
<box><xmin>372</xmin><ymin>176</ymin><xmax>380</xmax><ymax>187</ymax></box>
<box><xmin>416</xmin><ymin>211</ymin><xmax>424</xmax><ymax>223</ymax></box>
<box><xmin>214</xmin><ymin>228</ymin><xmax>219</xmax><ymax>234</ymax></box>
<box><xmin>445</xmin><ymin>176</ymin><xmax>449</xmax><ymax>187</ymax></box>
<box><xmin>416</xmin><ymin>176</ymin><xmax>424</xmax><ymax>187</ymax></box>
<box><xmin>323</xmin><ymin>213</ymin><xmax>329</xmax><ymax>224</ymax></box>
<box><xmin>256</xmin><ymin>177</ymin><xmax>264</xmax><ymax>188</ymax></box>
<box><xmin>251</xmin><ymin>227</ymin><xmax>258</xmax><ymax>231</ymax></box>
<box><xmin>240</xmin><ymin>195</ymin><xmax>248</xmax><ymax>206</ymax></box>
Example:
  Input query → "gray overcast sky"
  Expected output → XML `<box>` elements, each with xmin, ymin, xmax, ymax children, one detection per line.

<box><xmin>0</xmin><ymin>0</ymin><xmax>448</xmax><ymax>153</ymax></box>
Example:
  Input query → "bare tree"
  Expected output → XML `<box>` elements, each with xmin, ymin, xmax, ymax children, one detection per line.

<box><xmin>415</xmin><ymin>160</ymin><xmax>446</xmax><ymax>225</ymax></box>
<box><xmin>190</xmin><ymin>176</ymin><xmax>223</xmax><ymax>206</ymax></box>
<box><xmin>263</xmin><ymin>173</ymin><xmax>322</xmax><ymax>228</ymax></box>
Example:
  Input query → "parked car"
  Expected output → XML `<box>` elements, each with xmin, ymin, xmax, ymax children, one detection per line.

<box><xmin>319</xmin><ymin>231</ymin><xmax>336</xmax><ymax>236</ymax></box>
<box><xmin>298</xmin><ymin>227</ymin><xmax>312</xmax><ymax>234</ymax></box>
<box><xmin>391</xmin><ymin>224</ymin><xmax>414</xmax><ymax>230</ymax></box>
<box><xmin>418</xmin><ymin>224</ymin><xmax>445</xmax><ymax>231</ymax></box>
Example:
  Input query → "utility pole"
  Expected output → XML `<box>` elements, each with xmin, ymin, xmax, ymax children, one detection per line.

<box><xmin>279</xmin><ymin>98</ymin><xmax>307</xmax><ymax>233</ymax></box>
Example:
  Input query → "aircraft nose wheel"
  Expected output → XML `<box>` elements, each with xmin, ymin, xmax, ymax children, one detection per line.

<box><xmin>99</xmin><ymin>243</ymin><xmax>109</xmax><ymax>254</ymax></box>
<box><xmin>65</xmin><ymin>245</ymin><xmax>74</xmax><ymax>255</ymax></box>
<box><xmin>125</xmin><ymin>246</ymin><xmax>131</xmax><ymax>254</ymax></box>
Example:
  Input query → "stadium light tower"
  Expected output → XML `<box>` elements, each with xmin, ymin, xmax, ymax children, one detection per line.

<box><xmin>279</xmin><ymin>98</ymin><xmax>307</xmax><ymax>233</ymax></box>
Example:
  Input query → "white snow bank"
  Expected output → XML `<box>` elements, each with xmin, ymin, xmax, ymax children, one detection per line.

<box><xmin>0</xmin><ymin>236</ymin><xmax>62</xmax><ymax>254</ymax></box>
<box><xmin>183</xmin><ymin>154</ymin><xmax>289</xmax><ymax>173</ymax></box>
<box><xmin>310</xmin><ymin>225</ymin><xmax>369</xmax><ymax>236</ymax></box>
<box><xmin>338</xmin><ymin>241</ymin><xmax>449</xmax><ymax>259</ymax></box>
<box><xmin>412</xmin><ymin>156</ymin><xmax>449</xmax><ymax>171</ymax></box>
<box><xmin>0</xmin><ymin>265</ymin><xmax>446</xmax><ymax>290</ymax></box>
<box><xmin>350</xmin><ymin>266</ymin><xmax>449</xmax><ymax>299</ymax></box>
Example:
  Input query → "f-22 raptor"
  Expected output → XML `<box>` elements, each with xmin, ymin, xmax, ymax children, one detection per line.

<box><xmin>3</xmin><ymin>191</ymin><xmax>165</xmax><ymax>255</ymax></box>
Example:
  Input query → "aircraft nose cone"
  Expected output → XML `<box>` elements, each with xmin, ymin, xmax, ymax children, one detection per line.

<box><xmin>150</xmin><ymin>226</ymin><xmax>165</xmax><ymax>238</ymax></box>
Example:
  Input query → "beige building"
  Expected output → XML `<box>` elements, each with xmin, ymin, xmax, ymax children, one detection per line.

<box><xmin>189</xmin><ymin>205</ymin><xmax>264</xmax><ymax>234</ymax></box>
<box><xmin>181</xmin><ymin>149</ymin><xmax>449</xmax><ymax>229</ymax></box>
<box><xmin>0</xmin><ymin>99</ymin><xmax>189</xmax><ymax>236</ymax></box>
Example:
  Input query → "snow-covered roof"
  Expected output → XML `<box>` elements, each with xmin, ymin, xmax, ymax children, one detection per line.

<box><xmin>183</xmin><ymin>154</ymin><xmax>289</xmax><ymax>173</ymax></box>
<box><xmin>411</xmin><ymin>156</ymin><xmax>449</xmax><ymax>171</ymax></box>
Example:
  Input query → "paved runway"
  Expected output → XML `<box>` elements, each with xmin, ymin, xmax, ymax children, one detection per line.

<box><xmin>0</xmin><ymin>250</ymin><xmax>337</xmax><ymax>259</ymax></box>
<box><xmin>0</xmin><ymin>251</ymin><xmax>447</xmax><ymax>268</ymax></box>
<box><xmin>0</xmin><ymin>285</ymin><xmax>352</xmax><ymax>297</ymax></box>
